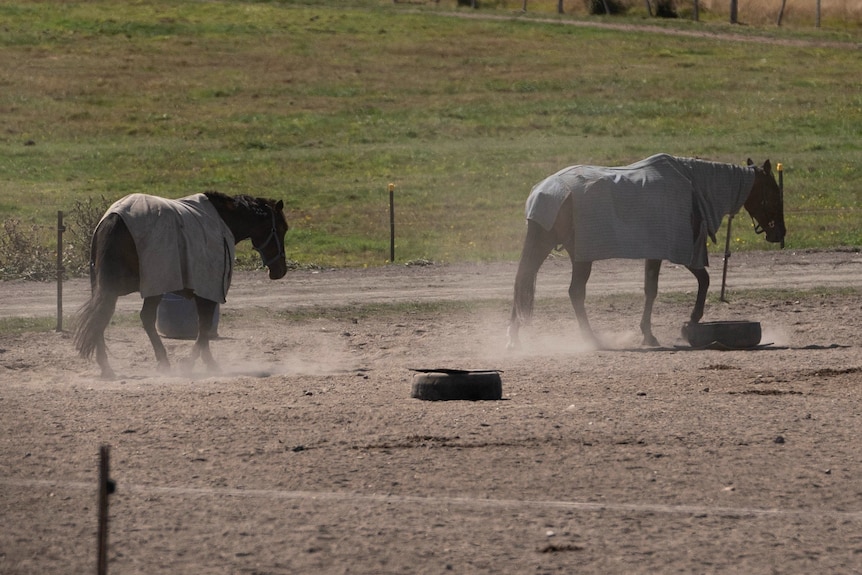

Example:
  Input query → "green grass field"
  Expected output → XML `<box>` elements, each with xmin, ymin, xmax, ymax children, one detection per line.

<box><xmin>1</xmin><ymin>0</ymin><xmax>860</xmax><ymax>271</ymax></box>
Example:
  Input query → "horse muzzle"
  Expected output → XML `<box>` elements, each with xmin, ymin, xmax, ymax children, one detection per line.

<box><xmin>757</xmin><ymin>219</ymin><xmax>785</xmax><ymax>247</ymax></box>
<box><xmin>268</xmin><ymin>264</ymin><xmax>287</xmax><ymax>280</ymax></box>
<box><xmin>765</xmin><ymin>226</ymin><xmax>786</xmax><ymax>247</ymax></box>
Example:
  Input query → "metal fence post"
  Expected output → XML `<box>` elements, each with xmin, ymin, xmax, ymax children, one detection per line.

<box><xmin>720</xmin><ymin>215</ymin><xmax>733</xmax><ymax>302</ymax></box>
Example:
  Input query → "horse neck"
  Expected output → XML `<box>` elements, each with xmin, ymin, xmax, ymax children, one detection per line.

<box><xmin>708</xmin><ymin>163</ymin><xmax>757</xmax><ymax>218</ymax></box>
<box><xmin>688</xmin><ymin>160</ymin><xmax>753</xmax><ymax>229</ymax></box>
<box><xmin>206</xmin><ymin>194</ymin><xmax>251</xmax><ymax>244</ymax></box>
<box><xmin>742</xmin><ymin>168</ymin><xmax>765</xmax><ymax>215</ymax></box>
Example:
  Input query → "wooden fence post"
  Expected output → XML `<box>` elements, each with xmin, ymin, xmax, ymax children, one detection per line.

<box><xmin>97</xmin><ymin>445</ymin><xmax>112</xmax><ymax>575</ymax></box>
<box><xmin>56</xmin><ymin>211</ymin><xmax>65</xmax><ymax>332</ymax></box>
<box><xmin>389</xmin><ymin>183</ymin><xmax>395</xmax><ymax>263</ymax></box>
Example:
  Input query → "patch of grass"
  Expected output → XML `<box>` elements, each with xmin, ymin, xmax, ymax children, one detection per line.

<box><xmin>705</xmin><ymin>285</ymin><xmax>862</xmax><ymax>301</ymax></box>
<box><xmin>534</xmin><ymin>284</ymin><xmax>862</xmax><ymax>309</ymax></box>
<box><xmin>0</xmin><ymin>316</ymin><xmax>58</xmax><ymax>335</ymax></box>
<box><xmin>268</xmin><ymin>299</ymin><xmax>503</xmax><ymax>323</ymax></box>
<box><xmin>1</xmin><ymin>0</ymin><xmax>860</xmax><ymax>273</ymax></box>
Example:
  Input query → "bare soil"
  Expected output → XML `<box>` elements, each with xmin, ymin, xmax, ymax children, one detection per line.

<box><xmin>2</xmin><ymin>249</ymin><xmax>862</xmax><ymax>574</ymax></box>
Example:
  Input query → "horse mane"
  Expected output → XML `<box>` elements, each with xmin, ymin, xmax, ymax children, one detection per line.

<box><xmin>204</xmin><ymin>190</ymin><xmax>272</xmax><ymax>217</ymax></box>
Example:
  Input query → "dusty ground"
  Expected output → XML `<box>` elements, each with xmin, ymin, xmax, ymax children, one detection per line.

<box><xmin>2</xmin><ymin>249</ymin><xmax>862</xmax><ymax>574</ymax></box>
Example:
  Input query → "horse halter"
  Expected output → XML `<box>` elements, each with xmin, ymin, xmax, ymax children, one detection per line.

<box><xmin>252</xmin><ymin>207</ymin><xmax>285</xmax><ymax>269</ymax></box>
<box><xmin>748</xmin><ymin>171</ymin><xmax>785</xmax><ymax>247</ymax></box>
<box><xmin>752</xmin><ymin>216</ymin><xmax>775</xmax><ymax>236</ymax></box>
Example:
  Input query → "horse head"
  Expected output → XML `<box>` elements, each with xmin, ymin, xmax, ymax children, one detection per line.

<box><xmin>247</xmin><ymin>197</ymin><xmax>289</xmax><ymax>280</ymax></box>
<box><xmin>744</xmin><ymin>159</ymin><xmax>786</xmax><ymax>248</ymax></box>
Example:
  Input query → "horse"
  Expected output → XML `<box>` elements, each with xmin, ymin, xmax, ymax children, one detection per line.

<box><xmin>74</xmin><ymin>190</ymin><xmax>289</xmax><ymax>378</ymax></box>
<box><xmin>507</xmin><ymin>154</ymin><xmax>786</xmax><ymax>350</ymax></box>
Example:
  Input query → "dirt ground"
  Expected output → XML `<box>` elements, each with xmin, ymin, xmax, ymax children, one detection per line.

<box><xmin>2</xmin><ymin>249</ymin><xmax>862</xmax><ymax>574</ymax></box>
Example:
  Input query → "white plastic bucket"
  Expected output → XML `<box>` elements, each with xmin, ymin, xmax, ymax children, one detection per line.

<box><xmin>156</xmin><ymin>292</ymin><xmax>220</xmax><ymax>339</ymax></box>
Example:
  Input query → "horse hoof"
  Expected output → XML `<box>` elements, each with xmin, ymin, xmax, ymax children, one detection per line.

<box><xmin>178</xmin><ymin>358</ymin><xmax>196</xmax><ymax>375</ymax></box>
<box><xmin>642</xmin><ymin>335</ymin><xmax>661</xmax><ymax>347</ymax></box>
<box><xmin>681</xmin><ymin>322</ymin><xmax>695</xmax><ymax>340</ymax></box>
<box><xmin>582</xmin><ymin>335</ymin><xmax>603</xmax><ymax>351</ymax></box>
<box><xmin>100</xmin><ymin>369</ymin><xmax>116</xmax><ymax>380</ymax></box>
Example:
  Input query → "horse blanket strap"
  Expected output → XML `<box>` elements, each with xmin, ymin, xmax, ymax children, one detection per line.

<box><xmin>525</xmin><ymin>154</ymin><xmax>755</xmax><ymax>269</ymax></box>
<box><xmin>98</xmin><ymin>193</ymin><xmax>236</xmax><ymax>303</ymax></box>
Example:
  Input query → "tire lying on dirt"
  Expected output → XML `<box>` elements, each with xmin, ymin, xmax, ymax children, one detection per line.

<box><xmin>683</xmin><ymin>320</ymin><xmax>762</xmax><ymax>349</ymax></box>
<box><xmin>410</xmin><ymin>370</ymin><xmax>503</xmax><ymax>401</ymax></box>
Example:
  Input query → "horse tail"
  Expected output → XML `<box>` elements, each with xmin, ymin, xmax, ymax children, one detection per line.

<box><xmin>511</xmin><ymin>219</ymin><xmax>557</xmax><ymax>327</ymax></box>
<box><xmin>74</xmin><ymin>220</ymin><xmax>118</xmax><ymax>360</ymax></box>
<box><xmin>512</xmin><ymin>261</ymin><xmax>537</xmax><ymax>328</ymax></box>
<box><xmin>74</xmin><ymin>286</ymin><xmax>116</xmax><ymax>360</ymax></box>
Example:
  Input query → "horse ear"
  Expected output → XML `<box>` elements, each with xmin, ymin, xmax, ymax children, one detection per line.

<box><xmin>276</xmin><ymin>200</ymin><xmax>284</xmax><ymax>211</ymax></box>
<box><xmin>762</xmin><ymin>159</ymin><xmax>772</xmax><ymax>173</ymax></box>
<box><xmin>746</xmin><ymin>158</ymin><xmax>754</xmax><ymax>166</ymax></box>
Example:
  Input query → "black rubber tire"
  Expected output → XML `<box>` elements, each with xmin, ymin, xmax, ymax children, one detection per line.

<box><xmin>684</xmin><ymin>321</ymin><xmax>762</xmax><ymax>349</ymax></box>
<box><xmin>411</xmin><ymin>371</ymin><xmax>503</xmax><ymax>401</ymax></box>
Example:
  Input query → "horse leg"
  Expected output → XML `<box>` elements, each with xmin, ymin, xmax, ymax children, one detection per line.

<box><xmin>679</xmin><ymin>266</ymin><xmax>710</xmax><ymax>342</ymax></box>
<box><xmin>507</xmin><ymin>220</ymin><xmax>557</xmax><ymax>350</ymax></box>
<box><xmin>140</xmin><ymin>295</ymin><xmax>170</xmax><ymax>372</ymax></box>
<box><xmin>567</xmin><ymin>257</ymin><xmax>601</xmax><ymax>349</ymax></box>
<box><xmin>640</xmin><ymin>259</ymin><xmax>662</xmax><ymax>347</ymax></box>
<box><xmin>188</xmin><ymin>298</ymin><xmax>219</xmax><ymax>373</ymax></box>
<box><xmin>92</xmin><ymin>296</ymin><xmax>118</xmax><ymax>379</ymax></box>
<box><xmin>76</xmin><ymin>214</ymin><xmax>142</xmax><ymax>378</ymax></box>
<box><xmin>689</xmin><ymin>266</ymin><xmax>710</xmax><ymax>322</ymax></box>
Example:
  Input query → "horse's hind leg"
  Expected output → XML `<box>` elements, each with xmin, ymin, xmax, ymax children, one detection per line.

<box><xmin>640</xmin><ymin>259</ymin><xmax>662</xmax><ymax>347</ymax></box>
<box><xmin>567</xmin><ymin>255</ymin><xmax>602</xmax><ymax>349</ymax></box>
<box><xmin>93</xmin><ymin>297</ymin><xmax>118</xmax><ymax>379</ymax></box>
<box><xmin>186</xmin><ymin>298</ymin><xmax>219</xmax><ymax>374</ymax></box>
<box><xmin>141</xmin><ymin>295</ymin><xmax>170</xmax><ymax>372</ymax></box>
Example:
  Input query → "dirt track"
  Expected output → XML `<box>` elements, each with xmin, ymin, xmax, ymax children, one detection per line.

<box><xmin>2</xmin><ymin>248</ymin><xmax>861</xmax><ymax>317</ymax></box>
<box><xmin>2</xmin><ymin>248</ymin><xmax>862</xmax><ymax>574</ymax></box>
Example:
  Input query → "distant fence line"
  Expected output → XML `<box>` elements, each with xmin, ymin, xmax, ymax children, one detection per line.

<box><xmin>3</xmin><ymin>201</ymin><xmax>858</xmax><ymax>277</ymax></box>
<box><xmin>437</xmin><ymin>0</ymin><xmax>859</xmax><ymax>27</ymax></box>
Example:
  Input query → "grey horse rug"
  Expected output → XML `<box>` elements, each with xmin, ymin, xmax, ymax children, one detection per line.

<box><xmin>98</xmin><ymin>193</ymin><xmax>235</xmax><ymax>303</ymax></box>
<box><xmin>525</xmin><ymin>153</ymin><xmax>755</xmax><ymax>268</ymax></box>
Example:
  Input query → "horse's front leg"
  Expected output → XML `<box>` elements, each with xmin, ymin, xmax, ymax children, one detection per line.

<box><xmin>640</xmin><ymin>259</ymin><xmax>662</xmax><ymax>347</ymax></box>
<box><xmin>687</xmin><ymin>265</ymin><xmax>710</xmax><ymax>321</ymax></box>
<box><xmin>507</xmin><ymin>306</ymin><xmax>523</xmax><ymax>351</ymax></box>
<box><xmin>680</xmin><ymin>267</ymin><xmax>710</xmax><ymax>342</ymax></box>
<box><xmin>140</xmin><ymin>295</ymin><xmax>170</xmax><ymax>372</ymax></box>
<box><xmin>186</xmin><ymin>298</ymin><xmax>220</xmax><ymax>374</ymax></box>
<box><xmin>568</xmin><ymin>259</ymin><xmax>602</xmax><ymax>349</ymax></box>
